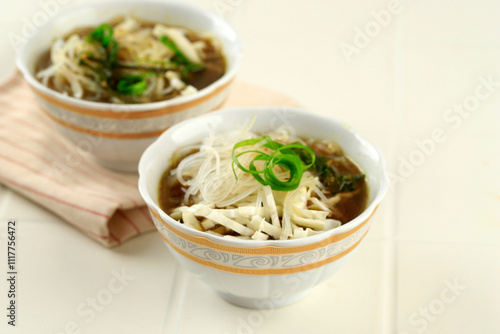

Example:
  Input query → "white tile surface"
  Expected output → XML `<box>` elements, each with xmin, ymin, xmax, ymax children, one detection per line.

<box><xmin>0</xmin><ymin>0</ymin><xmax>499</xmax><ymax>333</ymax></box>
<box><xmin>1</xmin><ymin>189</ymin><xmax>62</xmax><ymax>222</ymax></box>
<box><xmin>4</xmin><ymin>217</ymin><xmax>174</xmax><ymax>334</ymax></box>
<box><xmin>397</xmin><ymin>242</ymin><xmax>500</xmax><ymax>334</ymax></box>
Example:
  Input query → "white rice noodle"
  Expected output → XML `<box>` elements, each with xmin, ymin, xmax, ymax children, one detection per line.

<box><xmin>171</xmin><ymin>125</ymin><xmax>343</xmax><ymax>240</ymax></box>
<box><xmin>308</xmin><ymin>197</ymin><xmax>331</xmax><ymax>212</ymax></box>
<box><xmin>181</xmin><ymin>212</ymin><xmax>202</xmax><ymax>231</ymax></box>
<box><xmin>204</xmin><ymin>209</ymin><xmax>254</xmax><ymax>237</ymax></box>
<box><xmin>36</xmin><ymin>34</ymin><xmax>100</xmax><ymax>98</ymax></box>
<box><xmin>216</xmin><ymin>185</ymin><xmax>260</xmax><ymax>208</ymax></box>
<box><xmin>201</xmin><ymin>219</ymin><xmax>216</xmax><ymax>230</ymax></box>
<box><xmin>292</xmin><ymin>226</ymin><xmax>308</xmax><ymax>239</ymax></box>
<box><xmin>291</xmin><ymin>216</ymin><xmax>326</xmax><ymax>230</ymax></box>
<box><xmin>263</xmin><ymin>186</ymin><xmax>280</xmax><ymax>228</ymax></box>
<box><xmin>251</xmin><ymin>231</ymin><xmax>269</xmax><ymax>241</ymax></box>
<box><xmin>141</xmin><ymin>75</ymin><xmax>157</xmax><ymax>97</ymax></box>
<box><xmin>114</xmin><ymin>17</ymin><xmax>141</xmax><ymax>37</ymax></box>
<box><xmin>292</xmin><ymin>205</ymin><xmax>329</xmax><ymax>220</ymax></box>
<box><xmin>192</xmin><ymin>40</ymin><xmax>207</xmax><ymax>59</ymax></box>
<box><xmin>155</xmin><ymin>75</ymin><xmax>165</xmax><ymax>98</ymax></box>
<box><xmin>165</xmin><ymin>71</ymin><xmax>185</xmax><ymax>90</ymax></box>
<box><xmin>152</xmin><ymin>24</ymin><xmax>202</xmax><ymax>64</ymax></box>
<box><xmin>181</xmin><ymin>85</ymin><xmax>198</xmax><ymax>96</ymax></box>
<box><xmin>247</xmin><ymin>215</ymin><xmax>281</xmax><ymax>239</ymax></box>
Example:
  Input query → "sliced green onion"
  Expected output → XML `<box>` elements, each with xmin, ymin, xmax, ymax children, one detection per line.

<box><xmin>231</xmin><ymin>137</ymin><xmax>271</xmax><ymax>175</ymax></box>
<box><xmin>272</xmin><ymin>143</ymin><xmax>316</xmax><ymax>170</ymax></box>
<box><xmin>159</xmin><ymin>35</ymin><xmax>191</xmax><ymax>65</ymax></box>
<box><xmin>86</xmin><ymin>24</ymin><xmax>119</xmax><ymax>66</ymax></box>
<box><xmin>231</xmin><ymin>136</ymin><xmax>316</xmax><ymax>191</ymax></box>
<box><xmin>159</xmin><ymin>35</ymin><xmax>205</xmax><ymax>79</ymax></box>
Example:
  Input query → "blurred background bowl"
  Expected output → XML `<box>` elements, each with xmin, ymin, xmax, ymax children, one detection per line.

<box><xmin>16</xmin><ymin>1</ymin><xmax>241</xmax><ymax>172</ymax></box>
<box><xmin>138</xmin><ymin>107</ymin><xmax>389</xmax><ymax>308</ymax></box>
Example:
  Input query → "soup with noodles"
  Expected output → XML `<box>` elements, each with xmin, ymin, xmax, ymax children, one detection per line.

<box><xmin>158</xmin><ymin>122</ymin><xmax>368</xmax><ymax>241</ymax></box>
<box><xmin>35</xmin><ymin>17</ymin><xmax>226</xmax><ymax>103</ymax></box>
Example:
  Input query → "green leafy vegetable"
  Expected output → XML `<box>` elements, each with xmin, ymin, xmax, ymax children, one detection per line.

<box><xmin>312</xmin><ymin>155</ymin><xmax>364</xmax><ymax>194</ymax></box>
<box><xmin>116</xmin><ymin>73</ymin><xmax>154</xmax><ymax>96</ymax></box>
<box><xmin>232</xmin><ymin>136</ymin><xmax>316</xmax><ymax>191</ymax></box>
<box><xmin>86</xmin><ymin>24</ymin><xmax>119</xmax><ymax>66</ymax></box>
<box><xmin>79</xmin><ymin>25</ymin><xmax>207</xmax><ymax>100</ymax></box>
<box><xmin>82</xmin><ymin>24</ymin><xmax>122</xmax><ymax>95</ymax></box>
<box><xmin>159</xmin><ymin>35</ymin><xmax>205</xmax><ymax>79</ymax></box>
<box><xmin>78</xmin><ymin>55</ymin><xmax>111</xmax><ymax>86</ymax></box>
<box><xmin>335</xmin><ymin>174</ymin><xmax>365</xmax><ymax>192</ymax></box>
<box><xmin>83</xmin><ymin>25</ymin><xmax>158</xmax><ymax>98</ymax></box>
<box><xmin>159</xmin><ymin>35</ymin><xmax>190</xmax><ymax>65</ymax></box>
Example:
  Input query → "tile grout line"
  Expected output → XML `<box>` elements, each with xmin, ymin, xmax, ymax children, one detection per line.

<box><xmin>381</xmin><ymin>232</ymin><xmax>397</xmax><ymax>334</ymax></box>
<box><xmin>161</xmin><ymin>261</ymin><xmax>189</xmax><ymax>334</ymax></box>
<box><xmin>390</xmin><ymin>29</ymin><xmax>405</xmax><ymax>334</ymax></box>
<box><xmin>367</xmin><ymin>236</ymin><xmax>500</xmax><ymax>246</ymax></box>
<box><xmin>381</xmin><ymin>9</ymin><xmax>406</xmax><ymax>333</ymax></box>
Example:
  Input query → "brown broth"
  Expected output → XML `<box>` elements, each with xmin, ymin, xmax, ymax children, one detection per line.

<box><xmin>307</xmin><ymin>140</ymin><xmax>368</xmax><ymax>224</ymax></box>
<box><xmin>158</xmin><ymin>148</ymin><xmax>198</xmax><ymax>215</ymax></box>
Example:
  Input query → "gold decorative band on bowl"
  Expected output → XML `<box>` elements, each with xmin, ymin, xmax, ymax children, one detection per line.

<box><xmin>38</xmin><ymin>97</ymin><xmax>229</xmax><ymax>139</ymax></box>
<box><xmin>158</xmin><ymin>225</ymin><xmax>369</xmax><ymax>276</ymax></box>
<box><xmin>40</xmin><ymin>107</ymin><xmax>166</xmax><ymax>139</ymax></box>
<box><xmin>150</xmin><ymin>207</ymin><xmax>377</xmax><ymax>255</ymax></box>
<box><xmin>30</xmin><ymin>77</ymin><xmax>234</xmax><ymax>120</ymax></box>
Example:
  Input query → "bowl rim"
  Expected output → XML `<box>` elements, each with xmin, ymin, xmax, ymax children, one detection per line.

<box><xmin>15</xmin><ymin>0</ymin><xmax>241</xmax><ymax>113</ymax></box>
<box><xmin>138</xmin><ymin>106</ymin><xmax>390</xmax><ymax>248</ymax></box>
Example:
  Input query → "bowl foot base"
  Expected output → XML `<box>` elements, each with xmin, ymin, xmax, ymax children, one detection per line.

<box><xmin>215</xmin><ymin>289</ymin><xmax>311</xmax><ymax>309</ymax></box>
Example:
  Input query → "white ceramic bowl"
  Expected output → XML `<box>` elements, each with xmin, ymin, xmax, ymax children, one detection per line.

<box><xmin>138</xmin><ymin>107</ymin><xmax>389</xmax><ymax>308</ymax></box>
<box><xmin>16</xmin><ymin>1</ymin><xmax>240</xmax><ymax>172</ymax></box>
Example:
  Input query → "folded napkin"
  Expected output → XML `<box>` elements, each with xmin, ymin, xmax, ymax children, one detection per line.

<box><xmin>0</xmin><ymin>73</ymin><xmax>298</xmax><ymax>247</ymax></box>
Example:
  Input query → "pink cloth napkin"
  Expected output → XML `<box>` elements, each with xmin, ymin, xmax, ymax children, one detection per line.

<box><xmin>0</xmin><ymin>73</ymin><xmax>299</xmax><ymax>247</ymax></box>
